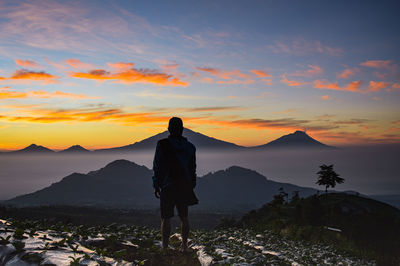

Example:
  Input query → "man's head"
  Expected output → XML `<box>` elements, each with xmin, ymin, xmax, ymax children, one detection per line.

<box><xmin>168</xmin><ymin>117</ymin><xmax>183</xmax><ymax>136</ymax></box>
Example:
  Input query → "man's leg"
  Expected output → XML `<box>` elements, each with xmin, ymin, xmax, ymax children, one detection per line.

<box><xmin>161</xmin><ymin>218</ymin><xmax>171</xmax><ymax>250</ymax></box>
<box><xmin>179</xmin><ymin>216</ymin><xmax>189</xmax><ymax>251</ymax></box>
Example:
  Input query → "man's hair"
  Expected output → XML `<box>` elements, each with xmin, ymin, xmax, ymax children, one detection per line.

<box><xmin>168</xmin><ymin>117</ymin><xmax>183</xmax><ymax>136</ymax></box>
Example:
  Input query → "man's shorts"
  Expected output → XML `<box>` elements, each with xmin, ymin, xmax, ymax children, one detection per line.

<box><xmin>160</xmin><ymin>187</ymin><xmax>188</xmax><ymax>219</ymax></box>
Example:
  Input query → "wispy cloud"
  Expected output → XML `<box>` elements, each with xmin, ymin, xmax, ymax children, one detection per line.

<box><xmin>336</xmin><ymin>68</ymin><xmax>359</xmax><ymax>79</ymax></box>
<box><xmin>268</xmin><ymin>38</ymin><xmax>343</xmax><ymax>56</ymax></box>
<box><xmin>281</xmin><ymin>74</ymin><xmax>307</xmax><ymax>86</ymax></box>
<box><xmin>0</xmin><ymin>69</ymin><xmax>59</xmax><ymax>84</ymax></box>
<box><xmin>216</xmin><ymin>79</ymin><xmax>255</xmax><ymax>85</ymax></box>
<box><xmin>195</xmin><ymin>67</ymin><xmax>249</xmax><ymax>80</ymax></box>
<box><xmin>132</xmin><ymin>91</ymin><xmax>204</xmax><ymax>100</ymax></box>
<box><xmin>360</xmin><ymin>60</ymin><xmax>396</xmax><ymax>70</ymax></box>
<box><xmin>0</xmin><ymin>87</ymin><xmax>98</xmax><ymax>99</ymax></box>
<box><xmin>293</xmin><ymin>65</ymin><xmax>323</xmax><ymax>77</ymax></box>
<box><xmin>70</xmin><ymin>65</ymin><xmax>188</xmax><ymax>86</ymax></box>
<box><xmin>321</xmin><ymin>95</ymin><xmax>330</xmax><ymax>100</ymax></box>
<box><xmin>107</xmin><ymin>62</ymin><xmax>135</xmax><ymax>69</ymax></box>
<box><xmin>391</xmin><ymin>83</ymin><xmax>400</xmax><ymax>90</ymax></box>
<box><xmin>65</xmin><ymin>59</ymin><xmax>93</xmax><ymax>69</ymax></box>
<box><xmin>368</xmin><ymin>81</ymin><xmax>391</xmax><ymax>92</ymax></box>
<box><xmin>15</xmin><ymin>59</ymin><xmax>40</xmax><ymax>68</ymax></box>
<box><xmin>313</xmin><ymin>79</ymin><xmax>362</xmax><ymax>92</ymax></box>
<box><xmin>250</xmin><ymin>69</ymin><xmax>270</xmax><ymax>78</ymax></box>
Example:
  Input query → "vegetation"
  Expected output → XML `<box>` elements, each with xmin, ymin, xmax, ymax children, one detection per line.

<box><xmin>316</xmin><ymin>164</ymin><xmax>345</xmax><ymax>193</ymax></box>
<box><xmin>225</xmin><ymin>191</ymin><xmax>400</xmax><ymax>265</ymax></box>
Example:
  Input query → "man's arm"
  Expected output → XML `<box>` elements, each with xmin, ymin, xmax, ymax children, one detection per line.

<box><xmin>152</xmin><ymin>141</ymin><xmax>163</xmax><ymax>191</ymax></box>
<box><xmin>190</xmin><ymin>146</ymin><xmax>197</xmax><ymax>188</ymax></box>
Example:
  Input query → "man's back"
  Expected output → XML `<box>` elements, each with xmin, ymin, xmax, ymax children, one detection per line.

<box><xmin>152</xmin><ymin>117</ymin><xmax>197</xmax><ymax>252</ymax></box>
<box><xmin>153</xmin><ymin>135</ymin><xmax>196</xmax><ymax>190</ymax></box>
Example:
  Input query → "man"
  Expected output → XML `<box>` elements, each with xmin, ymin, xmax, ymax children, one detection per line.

<box><xmin>152</xmin><ymin>117</ymin><xmax>197</xmax><ymax>252</ymax></box>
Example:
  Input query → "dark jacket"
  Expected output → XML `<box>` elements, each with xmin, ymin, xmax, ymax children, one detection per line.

<box><xmin>152</xmin><ymin>135</ymin><xmax>196</xmax><ymax>190</ymax></box>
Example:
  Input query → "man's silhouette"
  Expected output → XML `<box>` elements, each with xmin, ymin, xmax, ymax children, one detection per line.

<box><xmin>152</xmin><ymin>117</ymin><xmax>197</xmax><ymax>252</ymax></box>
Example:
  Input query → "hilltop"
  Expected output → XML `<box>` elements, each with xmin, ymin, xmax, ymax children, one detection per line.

<box><xmin>230</xmin><ymin>193</ymin><xmax>400</xmax><ymax>265</ymax></box>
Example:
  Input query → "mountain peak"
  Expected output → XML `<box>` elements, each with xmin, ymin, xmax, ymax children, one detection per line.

<box><xmin>293</xmin><ymin>130</ymin><xmax>307</xmax><ymax>135</ymax></box>
<box><xmin>60</xmin><ymin>145</ymin><xmax>89</xmax><ymax>153</ymax></box>
<box><xmin>87</xmin><ymin>159</ymin><xmax>145</xmax><ymax>176</ymax></box>
<box><xmin>255</xmin><ymin>130</ymin><xmax>331</xmax><ymax>149</ymax></box>
<box><xmin>95</xmin><ymin>127</ymin><xmax>243</xmax><ymax>152</ymax></box>
<box><xmin>14</xmin><ymin>144</ymin><xmax>54</xmax><ymax>153</ymax></box>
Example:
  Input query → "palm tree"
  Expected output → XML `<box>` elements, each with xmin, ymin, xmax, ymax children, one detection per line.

<box><xmin>316</xmin><ymin>164</ymin><xmax>344</xmax><ymax>194</ymax></box>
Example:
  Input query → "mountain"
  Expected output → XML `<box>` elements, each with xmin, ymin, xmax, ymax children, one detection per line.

<box><xmin>11</xmin><ymin>144</ymin><xmax>55</xmax><ymax>153</ymax></box>
<box><xmin>196</xmin><ymin>166</ymin><xmax>318</xmax><ymax>210</ymax></box>
<box><xmin>369</xmin><ymin>194</ymin><xmax>400</xmax><ymax>209</ymax></box>
<box><xmin>59</xmin><ymin>145</ymin><xmax>91</xmax><ymax>153</ymax></box>
<box><xmin>8</xmin><ymin>160</ymin><xmax>157</xmax><ymax>208</ymax></box>
<box><xmin>95</xmin><ymin>128</ymin><xmax>244</xmax><ymax>152</ymax></box>
<box><xmin>7</xmin><ymin>160</ymin><xmax>318</xmax><ymax>211</ymax></box>
<box><xmin>253</xmin><ymin>130</ymin><xmax>331</xmax><ymax>149</ymax></box>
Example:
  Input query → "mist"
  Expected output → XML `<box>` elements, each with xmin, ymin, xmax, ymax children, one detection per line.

<box><xmin>0</xmin><ymin>145</ymin><xmax>399</xmax><ymax>200</ymax></box>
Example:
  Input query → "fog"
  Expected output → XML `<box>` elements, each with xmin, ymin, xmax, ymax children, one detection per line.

<box><xmin>0</xmin><ymin>145</ymin><xmax>399</xmax><ymax>200</ymax></box>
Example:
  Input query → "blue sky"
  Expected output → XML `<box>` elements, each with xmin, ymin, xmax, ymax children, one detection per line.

<box><xmin>0</xmin><ymin>0</ymin><xmax>399</xmax><ymax>149</ymax></box>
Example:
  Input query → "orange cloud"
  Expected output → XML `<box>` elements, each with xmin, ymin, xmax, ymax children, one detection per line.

<box><xmin>321</xmin><ymin>95</ymin><xmax>330</xmax><ymax>100</ymax></box>
<box><xmin>65</xmin><ymin>59</ymin><xmax>93</xmax><ymax>69</ymax></box>
<box><xmin>293</xmin><ymin>65</ymin><xmax>323</xmax><ymax>77</ymax></box>
<box><xmin>27</xmin><ymin>90</ymin><xmax>99</xmax><ymax>99</ymax></box>
<box><xmin>216</xmin><ymin>79</ymin><xmax>255</xmax><ymax>85</ymax></box>
<box><xmin>368</xmin><ymin>81</ymin><xmax>391</xmax><ymax>92</ymax></box>
<box><xmin>261</xmin><ymin>79</ymin><xmax>272</xmax><ymax>85</ymax></box>
<box><xmin>281</xmin><ymin>74</ymin><xmax>307</xmax><ymax>86</ymax></box>
<box><xmin>70</xmin><ymin>68</ymin><xmax>188</xmax><ymax>86</ymax></box>
<box><xmin>15</xmin><ymin>59</ymin><xmax>40</xmax><ymax>68</ymax></box>
<box><xmin>162</xmin><ymin>64</ymin><xmax>179</xmax><ymax>70</ymax></box>
<box><xmin>0</xmin><ymin>87</ymin><xmax>97</xmax><ymax>100</ymax></box>
<box><xmin>0</xmin><ymin>69</ymin><xmax>59</xmax><ymax>84</ymax></box>
<box><xmin>0</xmin><ymin>106</ymin><xmax>169</xmax><ymax>125</ymax></box>
<box><xmin>107</xmin><ymin>62</ymin><xmax>134</xmax><ymax>69</ymax></box>
<box><xmin>0</xmin><ymin>90</ymin><xmax>26</xmax><ymax>99</ymax></box>
<box><xmin>337</xmin><ymin>68</ymin><xmax>358</xmax><ymax>79</ymax></box>
<box><xmin>360</xmin><ymin>60</ymin><xmax>396</xmax><ymax>70</ymax></box>
<box><xmin>314</xmin><ymin>79</ymin><xmax>362</xmax><ymax>92</ymax></box>
<box><xmin>0</xmin><ymin>103</ymin><xmax>337</xmax><ymax>134</ymax></box>
<box><xmin>201</xmin><ymin>77</ymin><xmax>214</xmax><ymax>83</ymax></box>
<box><xmin>195</xmin><ymin>67</ymin><xmax>249</xmax><ymax>80</ymax></box>
<box><xmin>250</xmin><ymin>69</ymin><xmax>270</xmax><ymax>78</ymax></box>
<box><xmin>392</xmin><ymin>83</ymin><xmax>400</xmax><ymax>89</ymax></box>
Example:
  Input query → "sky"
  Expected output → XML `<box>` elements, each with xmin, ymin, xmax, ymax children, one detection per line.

<box><xmin>0</xmin><ymin>0</ymin><xmax>399</xmax><ymax>150</ymax></box>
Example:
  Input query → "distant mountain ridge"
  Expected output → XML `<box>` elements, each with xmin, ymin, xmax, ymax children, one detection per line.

<box><xmin>59</xmin><ymin>145</ymin><xmax>90</xmax><ymax>153</ymax></box>
<box><xmin>95</xmin><ymin>128</ymin><xmax>244</xmax><ymax>152</ymax></box>
<box><xmin>7</xmin><ymin>159</ymin><xmax>319</xmax><ymax>211</ymax></box>
<box><xmin>11</xmin><ymin>144</ymin><xmax>55</xmax><ymax>153</ymax></box>
<box><xmin>2</xmin><ymin>129</ymin><xmax>333</xmax><ymax>154</ymax></box>
<box><xmin>252</xmin><ymin>130</ymin><xmax>331</xmax><ymax>149</ymax></box>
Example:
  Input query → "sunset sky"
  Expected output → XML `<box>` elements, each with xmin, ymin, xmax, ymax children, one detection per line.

<box><xmin>0</xmin><ymin>0</ymin><xmax>399</xmax><ymax>150</ymax></box>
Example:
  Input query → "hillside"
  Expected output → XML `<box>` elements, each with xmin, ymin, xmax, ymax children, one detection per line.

<box><xmin>235</xmin><ymin>193</ymin><xmax>400</xmax><ymax>265</ymax></box>
<box><xmin>7</xmin><ymin>160</ymin><xmax>318</xmax><ymax>211</ymax></box>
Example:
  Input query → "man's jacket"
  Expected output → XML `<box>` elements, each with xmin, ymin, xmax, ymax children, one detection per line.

<box><xmin>152</xmin><ymin>135</ymin><xmax>196</xmax><ymax>190</ymax></box>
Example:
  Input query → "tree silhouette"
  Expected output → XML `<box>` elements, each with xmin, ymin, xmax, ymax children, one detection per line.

<box><xmin>316</xmin><ymin>164</ymin><xmax>344</xmax><ymax>194</ymax></box>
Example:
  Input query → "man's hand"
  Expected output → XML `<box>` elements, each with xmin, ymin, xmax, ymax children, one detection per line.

<box><xmin>154</xmin><ymin>188</ymin><xmax>160</xmax><ymax>198</ymax></box>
